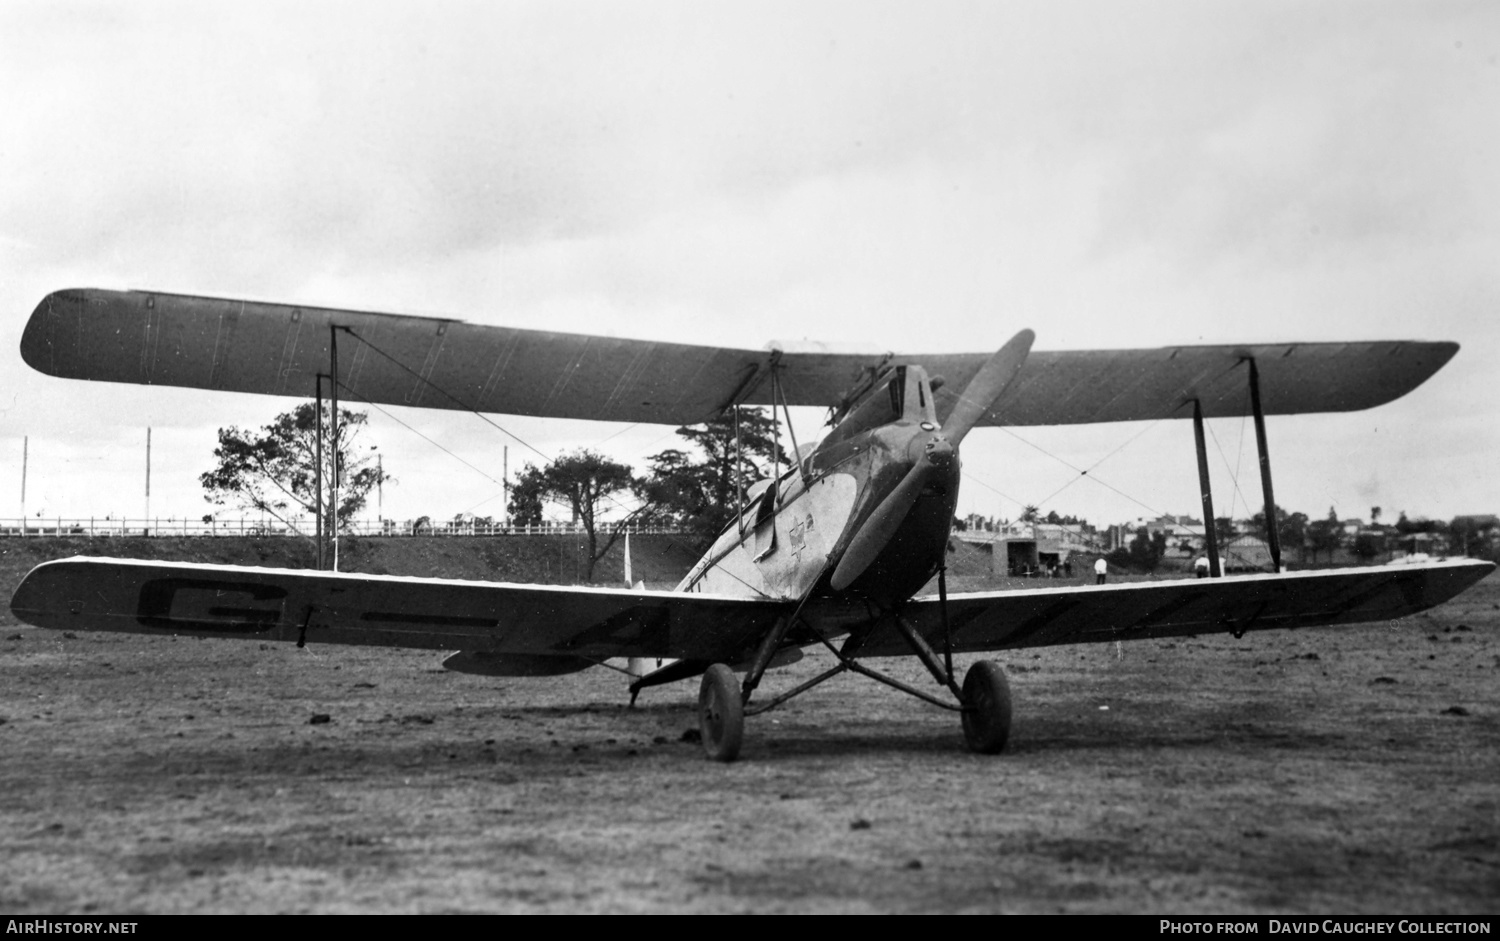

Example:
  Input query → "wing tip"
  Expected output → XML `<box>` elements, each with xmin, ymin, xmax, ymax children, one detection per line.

<box><xmin>20</xmin><ymin>290</ymin><xmax>78</xmax><ymax>376</ymax></box>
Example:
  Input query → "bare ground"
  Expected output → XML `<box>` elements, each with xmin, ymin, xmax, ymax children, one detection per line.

<box><xmin>1</xmin><ymin>539</ymin><xmax>1497</xmax><ymax>913</ymax></box>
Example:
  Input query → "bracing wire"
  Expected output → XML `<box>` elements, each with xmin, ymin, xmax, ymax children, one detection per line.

<box><xmin>338</xmin><ymin>329</ymin><xmax>728</xmax><ymax>581</ymax></box>
<box><xmin>995</xmin><ymin>425</ymin><xmax>1169</xmax><ymax>520</ymax></box>
<box><xmin>342</xmin><ymin>328</ymin><xmax>550</xmax><ymax>463</ymax></box>
<box><xmin>1233</xmin><ymin>413</ymin><xmax>1249</xmax><ymax>520</ymax></box>
<box><xmin>342</xmin><ymin>329</ymin><xmax>644</xmax><ymax>518</ymax></box>
<box><xmin>1204</xmin><ymin>419</ymin><xmax>1251</xmax><ymax>526</ymax></box>
<box><xmin>337</xmin><ymin>380</ymin><xmax>507</xmax><ymax>489</ymax></box>
<box><xmin>956</xmin><ymin>472</ymin><xmax>1030</xmax><ymax>514</ymax></box>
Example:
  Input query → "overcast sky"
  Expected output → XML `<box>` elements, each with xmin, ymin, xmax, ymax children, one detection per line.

<box><xmin>1</xmin><ymin>0</ymin><xmax>1495</xmax><ymax>531</ymax></box>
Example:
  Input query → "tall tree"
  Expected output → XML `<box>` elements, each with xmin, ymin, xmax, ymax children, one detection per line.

<box><xmin>201</xmin><ymin>402</ymin><xmax>388</xmax><ymax>535</ymax></box>
<box><xmin>507</xmin><ymin>464</ymin><xmax>548</xmax><ymax>527</ymax></box>
<box><xmin>637</xmin><ymin>408</ymin><xmax>783</xmax><ymax>543</ymax></box>
<box><xmin>507</xmin><ymin>449</ymin><xmax>646</xmax><ymax>581</ymax></box>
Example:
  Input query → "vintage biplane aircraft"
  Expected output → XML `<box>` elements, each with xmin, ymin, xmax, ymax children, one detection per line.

<box><xmin>10</xmin><ymin>288</ymin><xmax>1494</xmax><ymax>760</ymax></box>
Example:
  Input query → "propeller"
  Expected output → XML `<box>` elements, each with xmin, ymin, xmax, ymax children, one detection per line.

<box><xmin>829</xmin><ymin>330</ymin><xmax>1034</xmax><ymax>592</ymax></box>
<box><xmin>941</xmin><ymin>328</ymin><xmax>1034</xmax><ymax>445</ymax></box>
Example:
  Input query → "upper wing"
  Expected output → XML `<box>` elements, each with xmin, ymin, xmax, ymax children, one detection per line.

<box><xmin>9</xmin><ymin>557</ymin><xmax>790</xmax><ymax>663</ymax></box>
<box><xmin>929</xmin><ymin>341</ymin><xmax>1460</xmax><ymax>426</ymax></box>
<box><xmin>844</xmin><ymin>559</ymin><xmax>1494</xmax><ymax>657</ymax></box>
<box><xmin>23</xmin><ymin>288</ymin><xmax>1456</xmax><ymax>425</ymax></box>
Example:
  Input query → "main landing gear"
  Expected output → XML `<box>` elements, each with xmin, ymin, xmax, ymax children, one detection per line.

<box><xmin>691</xmin><ymin>567</ymin><xmax>1013</xmax><ymax>762</ymax></box>
<box><xmin>693</xmin><ymin>654</ymin><xmax>1013</xmax><ymax>761</ymax></box>
<box><xmin>959</xmin><ymin>660</ymin><xmax>1012</xmax><ymax>754</ymax></box>
<box><xmin>698</xmin><ymin>664</ymin><xmax>745</xmax><ymax>761</ymax></box>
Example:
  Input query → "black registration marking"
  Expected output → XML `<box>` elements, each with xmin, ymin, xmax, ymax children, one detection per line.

<box><xmin>137</xmin><ymin>578</ymin><xmax>289</xmax><ymax>633</ymax></box>
<box><xmin>359</xmin><ymin>612</ymin><xmax>499</xmax><ymax>628</ymax></box>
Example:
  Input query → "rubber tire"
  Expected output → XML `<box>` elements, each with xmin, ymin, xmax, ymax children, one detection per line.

<box><xmin>698</xmin><ymin>663</ymin><xmax>744</xmax><ymax>762</ymax></box>
<box><xmin>961</xmin><ymin>660</ymin><xmax>1012</xmax><ymax>754</ymax></box>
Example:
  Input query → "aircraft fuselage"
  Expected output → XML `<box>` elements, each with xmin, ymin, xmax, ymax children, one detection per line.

<box><xmin>678</xmin><ymin>364</ymin><xmax>961</xmax><ymax>609</ymax></box>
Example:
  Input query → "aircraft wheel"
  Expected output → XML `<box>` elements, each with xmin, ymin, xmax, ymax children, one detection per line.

<box><xmin>698</xmin><ymin>663</ymin><xmax>744</xmax><ymax>762</ymax></box>
<box><xmin>961</xmin><ymin>660</ymin><xmax>1012</xmax><ymax>754</ymax></box>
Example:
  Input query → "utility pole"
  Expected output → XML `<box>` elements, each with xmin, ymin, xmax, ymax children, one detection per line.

<box><xmin>330</xmin><ymin>326</ymin><xmax>340</xmax><ymax>572</ymax></box>
<box><xmin>20</xmin><ymin>436</ymin><xmax>27</xmax><ymax>537</ymax></box>
<box><xmin>315</xmin><ymin>375</ymin><xmax>325</xmax><ymax>570</ymax></box>
<box><xmin>145</xmin><ymin>428</ymin><xmax>151</xmax><ymax>535</ymax></box>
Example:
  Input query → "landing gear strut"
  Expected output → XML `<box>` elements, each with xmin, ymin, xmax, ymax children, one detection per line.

<box><xmin>691</xmin><ymin>566</ymin><xmax>1017</xmax><ymax>761</ymax></box>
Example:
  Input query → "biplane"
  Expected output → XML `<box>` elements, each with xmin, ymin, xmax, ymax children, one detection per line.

<box><xmin>10</xmin><ymin>288</ymin><xmax>1494</xmax><ymax>760</ymax></box>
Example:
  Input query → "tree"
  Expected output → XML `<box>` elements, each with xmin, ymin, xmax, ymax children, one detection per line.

<box><xmin>507</xmin><ymin>465</ymin><xmax>548</xmax><ymax>527</ymax></box>
<box><xmin>1396</xmin><ymin>511</ymin><xmax>1443</xmax><ymax>536</ymax></box>
<box><xmin>1249</xmin><ymin>504</ymin><xmax>1309</xmax><ymax>562</ymax></box>
<box><xmin>1448</xmin><ymin>516</ymin><xmax>1498</xmax><ymax>560</ymax></box>
<box><xmin>201</xmin><ymin>402</ymin><xmax>388</xmax><ymax>535</ymax></box>
<box><xmin>636</xmin><ymin>408</ymin><xmax>783</xmax><ymax>543</ymax></box>
<box><xmin>507</xmin><ymin>449</ymin><xmax>647</xmax><ymax>581</ymax></box>
<box><xmin>1106</xmin><ymin>526</ymin><xmax>1166</xmax><ymax>572</ymax></box>
<box><xmin>1282</xmin><ymin>511</ymin><xmax>1310</xmax><ymax>561</ymax></box>
<box><xmin>1139</xmin><ymin>528</ymin><xmax>1168</xmax><ymax>570</ymax></box>
<box><xmin>1352</xmin><ymin>531</ymin><xmax>1384</xmax><ymax>561</ymax></box>
<box><xmin>1213</xmin><ymin>516</ymin><xmax>1238</xmax><ymax>546</ymax></box>
<box><xmin>1306</xmin><ymin>507</ymin><xmax>1344</xmax><ymax>563</ymax></box>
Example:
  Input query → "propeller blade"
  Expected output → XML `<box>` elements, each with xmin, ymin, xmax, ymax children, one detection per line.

<box><xmin>830</xmin><ymin>460</ymin><xmax>934</xmax><ymax>591</ymax></box>
<box><xmin>827</xmin><ymin>331</ymin><xmax>1031</xmax><ymax>595</ymax></box>
<box><xmin>942</xmin><ymin>329</ymin><xmax>1035</xmax><ymax>444</ymax></box>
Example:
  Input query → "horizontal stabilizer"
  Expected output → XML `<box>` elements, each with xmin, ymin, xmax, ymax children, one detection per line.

<box><xmin>441</xmin><ymin>651</ymin><xmax>596</xmax><ymax>676</ymax></box>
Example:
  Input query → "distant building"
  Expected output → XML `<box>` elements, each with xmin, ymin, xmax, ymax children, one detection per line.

<box><xmin>1221</xmin><ymin>534</ymin><xmax>1273</xmax><ymax>571</ymax></box>
<box><xmin>991</xmin><ymin>521</ymin><xmax>1099</xmax><ymax>577</ymax></box>
<box><xmin>1108</xmin><ymin>514</ymin><xmax>1207</xmax><ymax>558</ymax></box>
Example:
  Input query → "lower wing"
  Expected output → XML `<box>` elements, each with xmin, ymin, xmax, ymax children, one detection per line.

<box><xmin>845</xmin><ymin>559</ymin><xmax>1494</xmax><ymax>656</ymax></box>
<box><xmin>14</xmin><ymin>556</ymin><xmax>1492</xmax><ymax>669</ymax></box>
<box><xmin>9</xmin><ymin>557</ymin><xmax>790</xmax><ymax>665</ymax></box>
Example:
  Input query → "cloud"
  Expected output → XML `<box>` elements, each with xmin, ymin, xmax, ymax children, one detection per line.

<box><xmin>0</xmin><ymin>0</ymin><xmax>1495</xmax><ymax>523</ymax></box>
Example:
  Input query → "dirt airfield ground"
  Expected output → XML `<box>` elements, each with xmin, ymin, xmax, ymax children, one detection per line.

<box><xmin>1</xmin><ymin>537</ymin><xmax>1497</xmax><ymax>914</ymax></box>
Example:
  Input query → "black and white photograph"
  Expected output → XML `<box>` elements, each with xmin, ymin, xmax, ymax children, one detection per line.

<box><xmin>0</xmin><ymin>0</ymin><xmax>1496</xmax><ymax>916</ymax></box>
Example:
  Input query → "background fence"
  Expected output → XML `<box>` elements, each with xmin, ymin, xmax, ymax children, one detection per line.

<box><xmin>0</xmin><ymin>518</ymin><xmax>685</xmax><ymax>538</ymax></box>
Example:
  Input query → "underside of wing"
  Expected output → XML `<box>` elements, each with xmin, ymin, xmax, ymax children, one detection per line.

<box><xmin>9</xmin><ymin>557</ymin><xmax>790</xmax><ymax>663</ymax></box>
<box><xmin>24</xmin><ymin>289</ymin><xmax>1457</xmax><ymax>426</ymax></box>
<box><xmin>846</xmin><ymin>559</ymin><xmax>1494</xmax><ymax>657</ymax></box>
